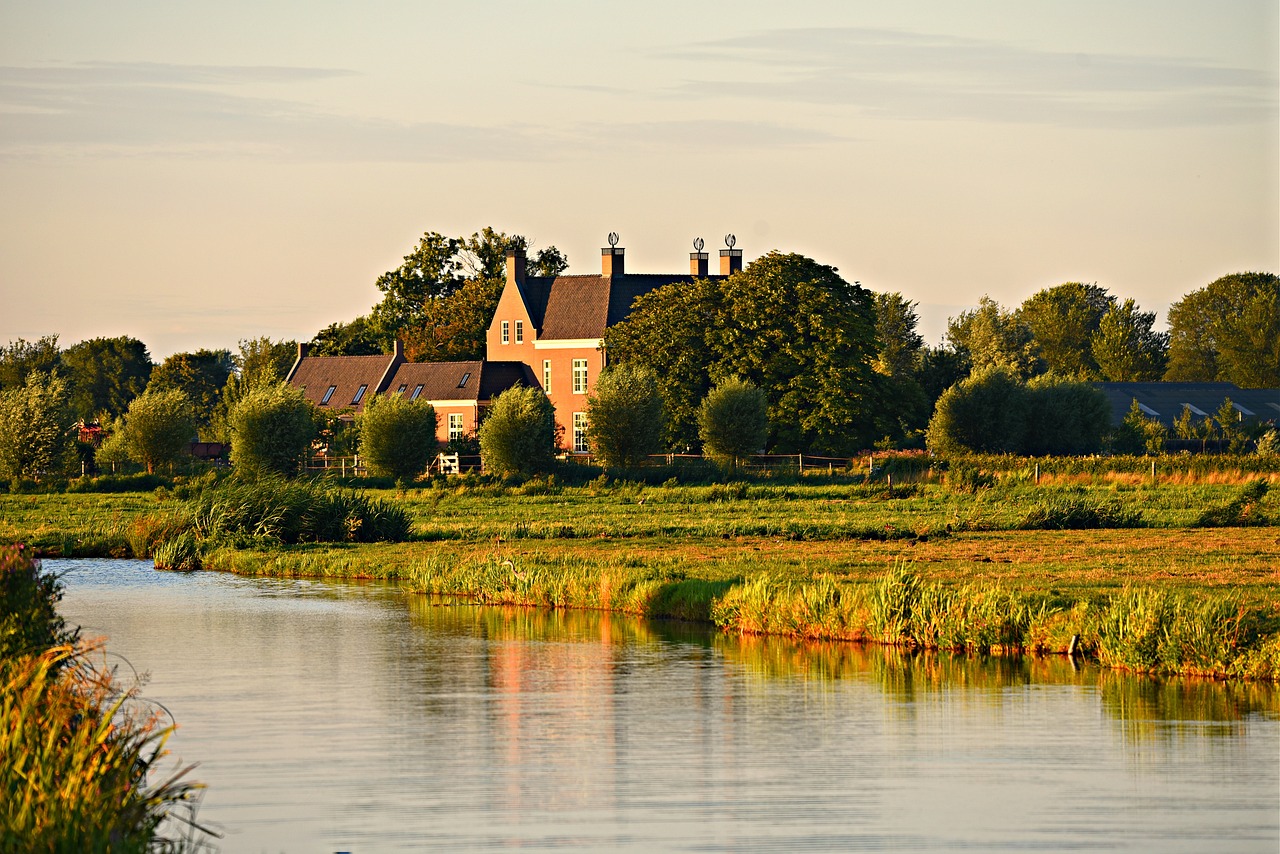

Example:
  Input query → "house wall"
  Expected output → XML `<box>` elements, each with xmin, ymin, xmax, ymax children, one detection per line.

<box><xmin>429</xmin><ymin>401</ymin><xmax>482</xmax><ymax>445</ymax></box>
<box><xmin>532</xmin><ymin>342</ymin><xmax>606</xmax><ymax>451</ymax></box>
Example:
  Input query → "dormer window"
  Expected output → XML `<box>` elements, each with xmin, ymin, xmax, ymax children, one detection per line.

<box><xmin>501</xmin><ymin>320</ymin><xmax>509</xmax><ymax>344</ymax></box>
<box><xmin>411</xmin><ymin>384</ymin><xmax>424</xmax><ymax>400</ymax></box>
<box><xmin>458</xmin><ymin>372</ymin><xmax>471</xmax><ymax>388</ymax></box>
<box><xmin>320</xmin><ymin>386</ymin><xmax>337</xmax><ymax>405</ymax></box>
<box><xmin>396</xmin><ymin>384</ymin><xmax>408</xmax><ymax>394</ymax></box>
<box><xmin>352</xmin><ymin>384</ymin><xmax>368</xmax><ymax>405</ymax></box>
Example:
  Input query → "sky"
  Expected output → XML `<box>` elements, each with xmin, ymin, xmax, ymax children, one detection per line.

<box><xmin>1</xmin><ymin>1</ymin><xmax>1276</xmax><ymax>359</ymax></box>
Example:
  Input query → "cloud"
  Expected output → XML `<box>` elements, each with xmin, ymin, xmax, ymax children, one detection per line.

<box><xmin>0</xmin><ymin>61</ymin><xmax>839</xmax><ymax>162</ymax></box>
<box><xmin>663</xmin><ymin>27</ymin><xmax>1278</xmax><ymax>129</ymax></box>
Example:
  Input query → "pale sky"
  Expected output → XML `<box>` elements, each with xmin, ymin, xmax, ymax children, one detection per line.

<box><xmin>2</xmin><ymin>1</ymin><xmax>1276</xmax><ymax>358</ymax></box>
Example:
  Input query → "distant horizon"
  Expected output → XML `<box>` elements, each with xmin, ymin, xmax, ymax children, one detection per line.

<box><xmin>3</xmin><ymin>2</ymin><xmax>1274</xmax><ymax>360</ymax></box>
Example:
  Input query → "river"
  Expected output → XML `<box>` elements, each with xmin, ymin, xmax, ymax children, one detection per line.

<box><xmin>53</xmin><ymin>558</ymin><xmax>1279</xmax><ymax>852</ymax></box>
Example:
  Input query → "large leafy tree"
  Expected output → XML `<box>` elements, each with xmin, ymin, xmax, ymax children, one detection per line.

<box><xmin>1091</xmin><ymin>299</ymin><xmax>1168</xmax><ymax>381</ymax></box>
<box><xmin>0</xmin><ymin>371</ymin><xmax>75</xmax><ymax>482</ymax></box>
<box><xmin>945</xmin><ymin>297</ymin><xmax>1040</xmax><ymax>379</ymax></box>
<box><xmin>871</xmin><ymin>292</ymin><xmax>931</xmax><ymax>444</ymax></box>
<box><xmin>926</xmin><ymin>367</ymin><xmax>1028</xmax><ymax>455</ymax></box>
<box><xmin>358</xmin><ymin>393</ymin><xmax>438</xmax><ymax>485</ymax></box>
<box><xmin>1165</xmin><ymin>272</ymin><xmax>1279</xmax><ymax>388</ymax></box>
<box><xmin>607</xmin><ymin>252</ymin><xmax>880</xmax><ymax>455</ymax></box>
<box><xmin>118</xmin><ymin>387</ymin><xmax>195</xmax><ymax>474</ymax></box>
<box><xmin>147</xmin><ymin>349</ymin><xmax>234</xmax><ymax>436</ymax></box>
<box><xmin>584</xmin><ymin>364</ymin><xmax>665</xmax><ymax>468</ymax></box>
<box><xmin>309</xmin><ymin>316</ymin><xmax>383</xmax><ymax>357</ymax></box>
<box><xmin>0</xmin><ymin>336</ymin><xmax>61</xmax><ymax>392</ymax></box>
<box><xmin>61</xmin><ymin>336</ymin><xmax>153</xmax><ymax>422</ymax></box>
<box><xmin>1017</xmin><ymin>283</ymin><xmax>1114</xmax><ymax>378</ymax></box>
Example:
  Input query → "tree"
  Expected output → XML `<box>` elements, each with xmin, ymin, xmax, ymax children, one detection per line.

<box><xmin>927</xmin><ymin>367</ymin><xmax>1028</xmax><ymax>455</ymax></box>
<box><xmin>1214</xmin><ymin>398</ymin><xmax>1249</xmax><ymax>454</ymax></box>
<box><xmin>1022</xmin><ymin>374</ymin><xmax>1112</xmax><ymax>455</ymax></box>
<box><xmin>0</xmin><ymin>336</ymin><xmax>60</xmax><ymax>392</ymax></box>
<box><xmin>402</xmin><ymin>277</ymin><xmax>505</xmax><ymax>362</ymax></box>
<box><xmin>358</xmin><ymin>393</ymin><xmax>438</xmax><ymax>485</ymax></box>
<box><xmin>946</xmin><ymin>297</ymin><xmax>1040</xmax><ymax>379</ymax></box>
<box><xmin>1110</xmin><ymin>399</ymin><xmax>1168</xmax><ymax>455</ymax></box>
<box><xmin>871</xmin><ymin>292</ymin><xmax>931</xmax><ymax>445</ymax></box>
<box><xmin>229</xmin><ymin>383</ymin><xmax>318</xmax><ymax>478</ymax></box>
<box><xmin>478</xmin><ymin>386</ymin><xmax>556</xmax><ymax>477</ymax></box>
<box><xmin>61</xmin><ymin>336</ymin><xmax>153</xmax><ymax>422</ymax></box>
<box><xmin>1165</xmin><ymin>272</ymin><xmax>1279</xmax><ymax>388</ymax></box>
<box><xmin>1017</xmin><ymin>283</ymin><xmax>1113</xmax><ymax>378</ymax></box>
<box><xmin>584</xmin><ymin>364</ymin><xmax>665</xmax><ymax>468</ymax></box>
<box><xmin>118</xmin><ymin>388</ymin><xmax>195</xmax><ymax>474</ymax></box>
<box><xmin>309</xmin><ymin>316</ymin><xmax>384</xmax><ymax>357</ymax></box>
<box><xmin>147</xmin><ymin>349</ymin><xmax>234</xmax><ymax>436</ymax></box>
<box><xmin>0</xmin><ymin>372</ymin><xmax>74</xmax><ymax>482</ymax></box>
<box><xmin>1091</xmin><ymin>299</ymin><xmax>1168</xmax><ymax>381</ymax></box>
<box><xmin>698</xmin><ymin>378</ymin><xmax>769</xmax><ymax>468</ymax></box>
<box><xmin>235</xmin><ymin>337</ymin><xmax>298</xmax><ymax>385</ymax></box>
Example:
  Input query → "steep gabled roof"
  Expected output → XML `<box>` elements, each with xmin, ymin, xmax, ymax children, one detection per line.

<box><xmin>291</xmin><ymin>354</ymin><xmax>394</xmax><ymax>413</ymax></box>
<box><xmin>520</xmin><ymin>274</ymin><xmax>702</xmax><ymax>340</ymax></box>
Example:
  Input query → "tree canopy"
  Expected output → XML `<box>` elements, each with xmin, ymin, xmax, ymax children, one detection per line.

<box><xmin>698</xmin><ymin>378</ymin><xmax>769</xmax><ymax>468</ymax></box>
<box><xmin>1165</xmin><ymin>272</ymin><xmax>1279</xmax><ymax>388</ymax></box>
<box><xmin>358</xmin><ymin>393</ymin><xmax>438</xmax><ymax>484</ymax></box>
<box><xmin>61</xmin><ymin>336</ymin><xmax>153</xmax><ymax>422</ymax></box>
<box><xmin>945</xmin><ymin>297</ymin><xmax>1040</xmax><ymax>379</ymax></box>
<box><xmin>607</xmin><ymin>252</ymin><xmax>880</xmax><ymax>455</ymax></box>
<box><xmin>478</xmin><ymin>386</ymin><xmax>556</xmax><ymax>477</ymax></box>
<box><xmin>0</xmin><ymin>371</ymin><xmax>74</xmax><ymax>482</ymax></box>
<box><xmin>118</xmin><ymin>387</ymin><xmax>195</xmax><ymax>474</ymax></box>
<box><xmin>0</xmin><ymin>336</ymin><xmax>60</xmax><ymax>392</ymax></box>
<box><xmin>147</xmin><ymin>349</ymin><xmax>234</xmax><ymax>436</ymax></box>
<box><xmin>1017</xmin><ymin>282</ymin><xmax>1113</xmax><ymax>378</ymax></box>
<box><xmin>1091</xmin><ymin>299</ymin><xmax>1167</xmax><ymax>381</ymax></box>
<box><xmin>228</xmin><ymin>383</ymin><xmax>317</xmax><ymax>478</ymax></box>
<box><xmin>584</xmin><ymin>364</ymin><xmax>665</xmax><ymax>469</ymax></box>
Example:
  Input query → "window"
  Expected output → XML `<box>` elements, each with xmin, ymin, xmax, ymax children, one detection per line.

<box><xmin>542</xmin><ymin>360</ymin><xmax>551</xmax><ymax>393</ymax></box>
<box><xmin>396</xmin><ymin>384</ymin><xmax>408</xmax><ymax>394</ymax></box>
<box><xmin>572</xmin><ymin>359</ymin><xmax>588</xmax><ymax>394</ymax></box>
<box><xmin>410</xmin><ymin>384</ymin><xmax>424</xmax><ymax>400</ymax></box>
<box><xmin>515</xmin><ymin>321</ymin><xmax>524</xmax><ymax>343</ymax></box>
<box><xmin>351</xmin><ymin>384</ymin><xmax>368</xmax><ymax>405</ymax></box>
<box><xmin>458</xmin><ymin>372</ymin><xmax>471</xmax><ymax>388</ymax></box>
<box><xmin>320</xmin><ymin>385</ymin><xmax>337</xmax><ymax>406</ymax></box>
<box><xmin>573</xmin><ymin>412</ymin><xmax>588</xmax><ymax>453</ymax></box>
<box><xmin>448</xmin><ymin>413</ymin><xmax>464</xmax><ymax>442</ymax></box>
<box><xmin>501</xmin><ymin>320</ymin><xmax>509</xmax><ymax>344</ymax></box>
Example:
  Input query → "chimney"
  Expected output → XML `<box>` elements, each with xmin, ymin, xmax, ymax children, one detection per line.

<box><xmin>392</xmin><ymin>338</ymin><xmax>404</xmax><ymax>360</ymax></box>
<box><xmin>601</xmin><ymin>232</ymin><xmax>624</xmax><ymax>276</ymax></box>
<box><xmin>505</xmin><ymin>248</ymin><xmax>526</xmax><ymax>287</ymax></box>
<box><xmin>690</xmin><ymin>237</ymin><xmax>708</xmax><ymax>276</ymax></box>
<box><xmin>719</xmin><ymin>233</ymin><xmax>742</xmax><ymax>275</ymax></box>
<box><xmin>297</xmin><ymin>341</ymin><xmax>309</xmax><ymax>360</ymax></box>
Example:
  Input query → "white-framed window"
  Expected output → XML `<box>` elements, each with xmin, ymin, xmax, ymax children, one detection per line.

<box><xmin>320</xmin><ymin>385</ymin><xmax>337</xmax><ymax>405</ymax></box>
<box><xmin>573</xmin><ymin>412</ymin><xmax>588</xmax><ymax>453</ymax></box>
<box><xmin>448</xmin><ymin>413</ymin><xmax>464</xmax><ymax>442</ymax></box>
<box><xmin>351</xmin><ymin>384</ymin><xmax>368</xmax><ymax>405</ymax></box>
<box><xmin>501</xmin><ymin>320</ymin><xmax>509</xmax><ymax>344</ymax></box>
<box><xmin>572</xmin><ymin>359</ymin><xmax>588</xmax><ymax>394</ymax></box>
<box><xmin>542</xmin><ymin>360</ymin><xmax>551</xmax><ymax>393</ymax></box>
<box><xmin>515</xmin><ymin>321</ymin><xmax>524</xmax><ymax>343</ymax></box>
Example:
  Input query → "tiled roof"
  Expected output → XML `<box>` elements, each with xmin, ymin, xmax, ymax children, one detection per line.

<box><xmin>521</xmin><ymin>274</ymin><xmax>702</xmax><ymax>340</ymax></box>
<box><xmin>291</xmin><ymin>354</ymin><xmax>394</xmax><ymax>413</ymax></box>
<box><xmin>1094</xmin><ymin>382</ymin><xmax>1280</xmax><ymax>428</ymax></box>
<box><xmin>478</xmin><ymin>361</ymin><xmax>539</xmax><ymax>399</ymax></box>
<box><xmin>385</xmin><ymin>361</ymin><xmax>484</xmax><ymax>402</ymax></box>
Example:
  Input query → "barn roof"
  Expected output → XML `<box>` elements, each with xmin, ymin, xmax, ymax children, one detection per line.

<box><xmin>1094</xmin><ymin>382</ymin><xmax>1280</xmax><ymax>428</ymax></box>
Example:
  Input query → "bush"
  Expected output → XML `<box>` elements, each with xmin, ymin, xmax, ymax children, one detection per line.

<box><xmin>358</xmin><ymin>393</ymin><xmax>437</xmax><ymax>485</ymax></box>
<box><xmin>698</xmin><ymin>378</ymin><xmax>768</xmax><ymax>467</ymax></box>
<box><xmin>478</xmin><ymin>386</ymin><xmax>556</xmax><ymax>476</ymax></box>
<box><xmin>118</xmin><ymin>387</ymin><xmax>196</xmax><ymax>474</ymax></box>
<box><xmin>927</xmin><ymin>367</ymin><xmax>1027</xmax><ymax>455</ymax></box>
<box><xmin>1023</xmin><ymin>374</ymin><xmax>1112</xmax><ymax>455</ymax></box>
<box><xmin>0</xmin><ymin>545</ymin><xmax>76</xmax><ymax>661</ymax></box>
<box><xmin>229</xmin><ymin>382</ymin><xmax>317</xmax><ymax>478</ymax></box>
<box><xmin>585</xmin><ymin>364</ymin><xmax>665</xmax><ymax>468</ymax></box>
<box><xmin>0</xmin><ymin>371</ymin><xmax>75</xmax><ymax>483</ymax></box>
<box><xmin>1195</xmin><ymin>479</ymin><xmax>1272</xmax><ymax>527</ymax></box>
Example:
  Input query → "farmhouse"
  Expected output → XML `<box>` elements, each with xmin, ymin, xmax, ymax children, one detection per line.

<box><xmin>487</xmin><ymin>237</ymin><xmax>742</xmax><ymax>449</ymax></box>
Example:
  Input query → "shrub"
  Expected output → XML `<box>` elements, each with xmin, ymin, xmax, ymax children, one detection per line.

<box><xmin>927</xmin><ymin>367</ymin><xmax>1027</xmax><ymax>455</ymax></box>
<box><xmin>698</xmin><ymin>378</ymin><xmax>768</xmax><ymax>467</ymax></box>
<box><xmin>0</xmin><ymin>545</ymin><xmax>76</xmax><ymax>661</ymax></box>
<box><xmin>585</xmin><ymin>364</ymin><xmax>665</xmax><ymax>468</ymax></box>
<box><xmin>1023</xmin><ymin>374</ymin><xmax>1111</xmax><ymax>455</ymax></box>
<box><xmin>119</xmin><ymin>387</ymin><xmax>196</xmax><ymax>474</ymax></box>
<box><xmin>358</xmin><ymin>393</ymin><xmax>437</xmax><ymax>485</ymax></box>
<box><xmin>0</xmin><ymin>371</ymin><xmax>75</xmax><ymax>483</ymax></box>
<box><xmin>478</xmin><ymin>386</ymin><xmax>556</xmax><ymax>476</ymax></box>
<box><xmin>228</xmin><ymin>382</ymin><xmax>317</xmax><ymax>478</ymax></box>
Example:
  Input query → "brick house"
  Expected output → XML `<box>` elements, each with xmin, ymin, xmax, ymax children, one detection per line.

<box><xmin>285</xmin><ymin>340</ymin><xmax>536</xmax><ymax>445</ymax></box>
<box><xmin>486</xmin><ymin>238</ymin><xmax>741</xmax><ymax>452</ymax></box>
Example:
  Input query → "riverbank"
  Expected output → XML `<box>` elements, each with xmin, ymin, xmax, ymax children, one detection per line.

<box><xmin>5</xmin><ymin>471</ymin><xmax>1279</xmax><ymax>679</ymax></box>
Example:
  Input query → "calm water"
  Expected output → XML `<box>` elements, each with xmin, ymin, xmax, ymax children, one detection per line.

<box><xmin>54</xmin><ymin>558</ymin><xmax>1280</xmax><ymax>853</ymax></box>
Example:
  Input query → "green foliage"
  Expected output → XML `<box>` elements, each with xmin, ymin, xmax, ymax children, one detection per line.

<box><xmin>147</xmin><ymin>348</ymin><xmax>234</xmax><ymax>437</ymax></box>
<box><xmin>228</xmin><ymin>383</ymin><xmax>318</xmax><ymax>478</ymax></box>
<box><xmin>1</xmin><ymin>545</ymin><xmax>75</xmax><ymax>660</ymax></box>
<box><xmin>309</xmin><ymin>315</ymin><xmax>384</xmax><ymax>357</ymax></box>
<box><xmin>1023</xmin><ymin>374</ymin><xmax>1112</xmax><ymax>456</ymax></box>
<box><xmin>0</xmin><ymin>335</ymin><xmax>61</xmax><ymax>392</ymax></box>
<box><xmin>1019</xmin><ymin>495</ymin><xmax>1143</xmax><ymax>529</ymax></box>
<box><xmin>1091</xmin><ymin>298</ymin><xmax>1167</xmax><ymax>381</ymax></box>
<box><xmin>585</xmin><ymin>364</ymin><xmax>666</xmax><ymax>468</ymax></box>
<box><xmin>1195</xmin><ymin>479</ymin><xmax>1272</xmax><ymax>527</ymax></box>
<box><xmin>119</xmin><ymin>387</ymin><xmax>195</xmax><ymax>474</ymax></box>
<box><xmin>60</xmin><ymin>336</ymin><xmax>153</xmax><ymax>422</ymax></box>
<box><xmin>0</xmin><ymin>371</ymin><xmax>75</xmax><ymax>483</ymax></box>
<box><xmin>1017</xmin><ymin>282</ymin><xmax>1113</xmax><ymax>378</ymax></box>
<box><xmin>698</xmin><ymin>378</ymin><xmax>769</xmax><ymax>466</ymax></box>
<box><xmin>927</xmin><ymin>366</ymin><xmax>1028</xmax><ymax>454</ymax></box>
<box><xmin>1165</xmin><ymin>272</ymin><xmax>1279</xmax><ymax>388</ymax></box>
<box><xmin>946</xmin><ymin>296</ymin><xmax>1040</xmax><ymax>379</ymax></box>
<box><xmin>1256</xmin><ymin>429</ymin><xmax>1279</xmax><ymax>457</ymax></box>
<box><xmin>358</xmin><ymin>393</ymin><xmax>438</xmax><ymax>484</ymax></box>
<box><xmin>403</xmin><ymin>276</ymin><xmax>504</xmax><ymax>362</ymax></box>
<box><xmin>1110</xmin><ymin>399</ymin><xmax>1168</xmax><ymax>455</ymax></box>
<box><xmin>478</xmin><ymin>386</ymin><xmax>556</xmax><ymax>476</ymax></box>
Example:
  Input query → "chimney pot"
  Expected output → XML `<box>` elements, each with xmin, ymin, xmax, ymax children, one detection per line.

<box><xmin>690</xmin><ymin>252</ymin><xmax>709</xmax><ymax>277</ymax></box>
<box><xmin>602</xmin><ymin>246</ymin><xmax>625</xmax><ymax>276</ymax></box>
<box><xmin>505</xmin><ymin>248</ymin><xmax>526</xmax><ymax>287</ymax></box>
<box><xmin>719</xmin><ymin>247</ymin><xmax>743</xmax><ymax>276</ymax></box>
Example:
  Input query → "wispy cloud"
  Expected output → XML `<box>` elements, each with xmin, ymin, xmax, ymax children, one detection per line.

<box><xmin>664</xmin><ymin>27</ymin><xmax>1277</xmax><ymax>129</ymax></box>
<box><xmin>0</xmin><ymin>61</ymin><xmax>838</xmax><ymax>161</ymax></box>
